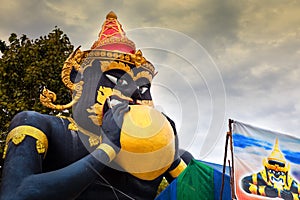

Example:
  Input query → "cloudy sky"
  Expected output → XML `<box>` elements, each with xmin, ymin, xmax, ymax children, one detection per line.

<box><xmin>1</xmin><ymin>0</ymin><xmax>300</xmax><ymax>164</ymax></box>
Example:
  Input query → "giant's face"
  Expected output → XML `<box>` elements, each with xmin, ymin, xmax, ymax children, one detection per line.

<box><xmin>72</xmin><ymin>50</ymin><xmax>155</xmax><ymax>133</ymax></box>
<box><xmin>264</xmin><ymin>159</ymin><xmax>289</xmax><ymax>190</ymax></box>
<box><xmin>91</xmin><ymin>62</ymin><xmax>154</xmax><ymax>125</ymax></box>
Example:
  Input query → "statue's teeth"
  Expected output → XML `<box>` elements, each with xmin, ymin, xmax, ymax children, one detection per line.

<box><xmin>110</xmin><ymin>99</ymin><xmax>122</xmax><ymax>107</ymax></box>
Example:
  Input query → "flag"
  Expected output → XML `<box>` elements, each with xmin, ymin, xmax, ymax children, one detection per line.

<box><xmin>155</xmin><ymin>159</ymin><xmax>231</xmax><ymax>200</ymax></box>
<box><xmin>232</xmin><ymin>121</ymin><xmax>300</xmax><ymax>199</ymax></box>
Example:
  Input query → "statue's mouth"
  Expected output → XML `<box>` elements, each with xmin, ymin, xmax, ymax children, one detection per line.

<box><xmin>270</xmin><ymin>176</ymin><xmax>284</xmax><ymax>185</ymax></box>
<box><xmin>90</xmin><ymin>86</ymin><xmax>153</xmax><ymax>125</ymax></box>
<box><xmin>107</xmin><ymin>95</ymin><xmax>137</xmax><ymax>108</ymax></box>
<box><xmin>102</xmin><ymin>94</ymin><xmax>138</xmax><ymax>116</ymax></box>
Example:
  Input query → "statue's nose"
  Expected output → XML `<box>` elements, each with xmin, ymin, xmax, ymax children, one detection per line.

<box><xmin>274</xmin><ymin>171</ymin><xmax>281</xmax><ymax>178</ymax></box>
<box><xmin>131</xmin><ymin>87</ymin><xmax>142</xmax><ymax>100</ymax></box>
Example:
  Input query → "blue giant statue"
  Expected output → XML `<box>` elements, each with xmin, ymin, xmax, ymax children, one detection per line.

<box><xmin>0</xmin><ymin>11</ymin><xmax>193</xmax><ymax>200</ymax></box>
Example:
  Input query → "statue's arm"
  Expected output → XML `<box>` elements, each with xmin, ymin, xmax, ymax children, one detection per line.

<box><xmin>1</xmin><ymin>141</ymin><xmax>112</xmax><ymax>200</ymax></box>
<box><xmin>0</xmin><ymin>103</ymin><xmax>128</xmax><ymax>200</ymax></box>
<box><xmin>241</xmin><ymin>174</ymin><xmax>256</xmax><ymax>194</ymax></box>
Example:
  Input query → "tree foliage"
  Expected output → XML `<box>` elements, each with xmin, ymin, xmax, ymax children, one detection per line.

<box><xmin>0</xmin><ymin>28</ymin><xmax>74</xmax><ymax>163</ymax></box>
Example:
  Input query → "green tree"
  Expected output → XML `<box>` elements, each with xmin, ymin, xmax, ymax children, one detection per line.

<box><xmin>0</xmin><ymin>28</ymin><xmax>74</xmax><ymax>176</ymax></box>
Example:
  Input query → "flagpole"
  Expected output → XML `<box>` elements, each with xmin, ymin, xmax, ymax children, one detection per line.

<box><xmin>228</xmin><ymin>119</ymin><xmax>237</xmax><ymax>200</ymax></box>
<box><xmin>220</xmin><ymin>119</ymin><xmax>237</xmax><ymax>200</ymax></box>
<box><xmin>220</xmin><ymin>120</ymin><xmax>230</xmax><ymax>200</ymax></box>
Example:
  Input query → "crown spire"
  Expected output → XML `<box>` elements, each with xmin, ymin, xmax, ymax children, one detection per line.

<box><xmin>268</xmin><ymin>138</ymin><xmax>286</xmax><ymax>164</ymax></box>
<box><xmin>91</xmin><ymin>11</ymin><xmax>136</xmax><ymax>53</ymax></box>
<box><xmin>106</xmin><ymin>11</ymin><xmax>117</xmax><ymax>19</ymax></box>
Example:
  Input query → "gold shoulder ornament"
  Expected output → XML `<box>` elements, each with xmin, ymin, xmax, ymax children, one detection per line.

<box><xmin>3</xmin><ymin>125</ymin><xmax>48</xmax><ymax>159</ymax></box>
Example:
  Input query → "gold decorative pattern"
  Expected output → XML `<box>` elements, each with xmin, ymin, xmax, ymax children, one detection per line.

<box><xmin>131</xmin><ymin>50</ymin><xmax>155</xmax><ymax>75</ymax></box>
<box><xmin>61</xmin><ymin>47</ymin><xmax>87</xmax><ymax>91</ymax></box>
<box><xmin>136</xmin><ymin>100</ymin><xmax>154</xmax><ymax>107</ymax></box>
<box><xmin>63</xmin><ymin>116</ymin><xmax>102</xmax><ymax>147</ymax></box>
<box><xmin>40</xmin><ymin>81</ymin><xmax>84</xmax><ymax>110</ymax></box>
<box><xmin>100</xmin><ymin>60</ymin><xmax>153</xmax><ymax>82</ymax></box>
<box><xmin>89</xmin><ymin>136</ymin><xmax>101</xmax><ymax>147</ymax></box>
<box><xmin>87</xmin><ymin>86</ymin><xmax>136</xmax><ymax>127</ymax></box>
<box><xmin>133</xmin><ymin>71</ymin><xmax>153</xmax><ymax>82</ymax></box>
<box><xmin>100</xmin><ymin>61</ymin><xmax>134</xmax><ymax>78</ymax></box>
<box><xmin>87</xmin><ymin>86</ymin><xmax>113</xmax><ymax>126</ymax></box>
<box><xmin>36</xmin><ymin>140</ymin><xmax>47</xmax><ymax>154</ymax></box>
<box><xmin>91</xmin><ymin>37</ymin><xmax>136</xmax><ymax>52</ymax></box>
<box><xmin>56</xmin><ymin>116</ymin><xmax>78</xmax><ymax>131</ymax></box>
<box><xmin>131</xmin><ymin>50</ymin><xmax>145</xmax><ymax>67</ymax></box>
<box><xmin>110</xmin><ymin>89</ymin><xmax>133</xmax><ymax>102</ymax></box>
<box><xmin>11</xmin><ymin>132</ymin><xmax>26</xmax><ymax>145</ymax></box>
<box><xmin>3</xmin><ymin>125</ymin><xmax>48</xmax><ymax>159</ymax></box>
<box><xmin>85</xmin><ymin>49</ymin><xmax>155</xmax><ymax>76</ymax></box>
<box><xmin>68</xmin><ymin>121</ymin><xmax>78</xmax><ymax>131</ymax></box>
<box><xmin>87</xmin><ymin>103</ymin><xmax>105</xmax><ymax>126</ymax></box>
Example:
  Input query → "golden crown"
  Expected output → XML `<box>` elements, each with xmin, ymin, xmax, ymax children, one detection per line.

<box><xmin>40</xmin><ymin>11</ymin><xmax>156</xmax><ymax>111</ymax></box>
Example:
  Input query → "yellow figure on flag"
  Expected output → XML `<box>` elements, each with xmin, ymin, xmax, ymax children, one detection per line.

<box><xmin>241</xmin><ymin>138</ymin><xmax>300</xmax><ymax>200</ymax></box>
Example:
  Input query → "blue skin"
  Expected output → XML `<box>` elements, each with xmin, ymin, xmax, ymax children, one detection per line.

<box><xmin>0</xmin><ymin>60</ymin><xmax>193</xmax><ymax>200</ymax></box>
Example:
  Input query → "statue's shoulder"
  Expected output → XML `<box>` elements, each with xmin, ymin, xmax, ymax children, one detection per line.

<box><xmin>9</xmin><ymin>111</ymin><xmax>72</xmax><ymax>134</ymax></box>
<box><xmin>12</xmin><ymin>110</ymin><xmax>64</xmax><ymax>124</ymax></box>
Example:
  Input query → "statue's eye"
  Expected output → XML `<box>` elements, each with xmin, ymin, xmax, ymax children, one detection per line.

<box><xmin>117</xmin><ymin>78</ymin><xmax>128</xmax><ymax>86</ymax></box>
<box><xmin>106</xmin><ymin>74</ymin><xmax>118</xmax><ymax>84</ymax></box>
<box><xmin>138</xmin><ymin>86</ymin><xmax>148</xmax><ymax>94</ymax></box>
<box><xmin>105</xmin><ymin>74</ymin><xmax>128</xmax><ymax>86</ymax></box>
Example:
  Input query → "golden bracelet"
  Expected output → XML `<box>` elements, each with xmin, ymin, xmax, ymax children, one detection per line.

<box><xmin>258</xmin><ymin>185</ymin><xmax>265</xmax><ymax>196</ymax></box>
<box><xmin>97</xmin><ymin>143</ymin><xmax>116</xmax><ymax>162</ymax></box>
<box><xmin>169</xmin><ymin>159</ymin><xmax>187</xmax><ymax>178</ymax></box>
<box><xmin>249</xmin><ymin>184</ymin><xmax>257</xmax><ymax>194</ymax></box>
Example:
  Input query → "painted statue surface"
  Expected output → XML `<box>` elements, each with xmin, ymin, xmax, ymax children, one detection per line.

<box><xmin>0</xmin><ymin>11</ymin><xmax>192</xmax><ymax>200</ymax></box>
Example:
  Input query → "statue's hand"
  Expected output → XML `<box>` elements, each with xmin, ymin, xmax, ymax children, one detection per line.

<box><xmin>280</xmin><ymin>189</ymin><xmax>293</xmax><ymax>200</ymax></box>
<box><xmin>264</xmin><ymin>185</ymin><xmax>278</xmax><ymax>198</ymax></box>
<box><xmin>101</xmin><ymin>102</ymin><xmax>130</xmax><ymax>154</ymax></box>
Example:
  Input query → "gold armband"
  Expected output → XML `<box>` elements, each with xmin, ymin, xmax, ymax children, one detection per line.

<box><xmin>292</xmin><ymin>193</ymin><xmax>299</xmax><ymax>199</ymax></box>
<box><xmin>3</xmin><ymin>125</ymin><xmax>48</xmax><ymax>159</ymax></box>
<box><xmin>169</xmin><ymin>159</ymin><xmax>187</xmax><ymax>178</ymax></box>
<box><xmin>97</xmin><ymin>143</ymin><xmax>116</xmax><ymax>162</ymax></box>
<box><xmin>249</xmin><ymin>184</ymin><xmax>258</xmax><ymax>194</ymax></box>
<box><xmin>258</xmin><ymin>185</ymin><xmax>265</xmax><ymax>196</ymax></box>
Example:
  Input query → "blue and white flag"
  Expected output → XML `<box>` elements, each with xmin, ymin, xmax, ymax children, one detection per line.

<box><xmin>232</xmin><ymin>120</ymin><xmax>300</xmax><ymax>200</ymax></box>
